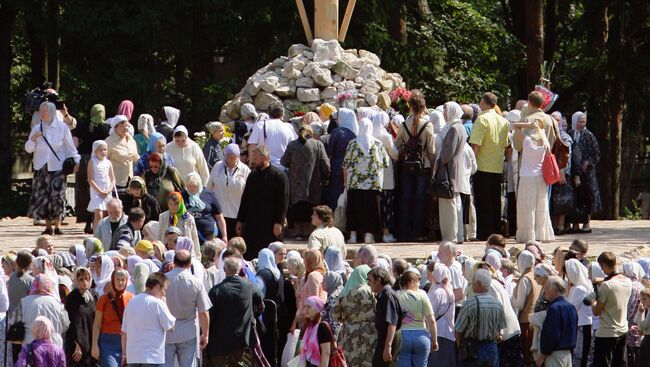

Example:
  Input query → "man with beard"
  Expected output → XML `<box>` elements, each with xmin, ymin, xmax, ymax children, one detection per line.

<box><xmin>94</xmin><ymin>198</ymin><xmax>128</xmax><ymax>251</ymax></box>
<box><xmin>236</xmin><ymin>146</ymin><xmax>289</xmax><ymax>261</ymax></box>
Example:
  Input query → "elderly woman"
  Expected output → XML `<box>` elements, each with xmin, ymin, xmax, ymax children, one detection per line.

<box><xmin>15</xmin><ymin>316</ymin><xmax>66</xmax><ymax>367</ymax></box>
<box><xmin>166</xmin><ymin>125</ymin><xmax>210</xmax><ymax>186</ymax></box>
<box><xmin>143</xmin><ymin>152</ymin><xmax>184</xmax><ymax>211</ymax></box>
<box><xmin>21</xmin><ymin>274</ymin><xmax>69</xmax><ymax>348</ymax></box>
<box><xmin>427</xmin><ymin>264</ymin><xmax>456</xmax><ymax>367</ymax></box>
<box><xmin>64</xmin><ymin>268</ymin><xmax>97</xmax><ymax>367</ymax></box>
<box><xmin>623</xmin><ymin>262</ymin><xmax>646</xmax><ymax>366</ymax></box>
<box><xmin>206</xmin><ymin>143</ymin><xmax>251</xmax><ymax>239</ymax></box>
<box><xmin>565</xmin><ymin>259</ymin><xmax>594</xmax><ymax>367</ymax></box>
<box><xmin>513</xmin><ymin>250</ymin><xmax>540</xmax><ymax>365</ymax></box>
<box><xmin>133</xmin><ymin>132</ymin><xmax>175</xmax><ymax>176</ymax></box>
<box><xmin>25</xmin><ymin>101</ymin><xmax>80</xmax><ymax>235</ymax></box>
<box><xmin>343</xmin><ymin>117</ymin><xmax>390</xmax><ymax>244</ymax></box>
<box><xmin>333</xmin><ymin>264</ymin><xmax>377</xmax><ymax>367</ymax></box>
<box><xmin>105</xmin><ymin>115</ymin><xmax>139</xmax><ymax>199</ymax></box>
<box><xmin>235</xmin><ymin>103</ymin><xmax>258</xmax><ymax>145</ymax></box>
<box><xmin>134</xmin><ymin>114</ymin><xmax>155</xmax><ymax>155</ymax></box>
<box><xmin>281</xmin><ymin>125</ymin><xmax>331</xmax><ymax>239</ymax></box>
<box><xmin>437</xmin><ymin>101</ymin><xmax>468</xmax><ymax>243</ymax></box>
<box><xmin>158</xmin><ymin>192</ymin><xmax>200</xmax><ymax>257</ymax></box>
<box><xmin>182</xmin><ymin>172</ymin><xmax>227</xmax><ymax>244</ymax></box>
<box><xmin>326</xmin><ymin>108</ymin><xmax>358</xmax><ymax>210</ymax></box>
<box><xmin>370</xmin><ymin>111</ymin><xmax>399</xmax><ymax>243</ymax></box>
<box><xmin>568</xmin><ymin>112</ymin><xmax>601</xmax><ymax>233</ymax></box>
<box><xmin>396</xmin><ymin>91</ymin><xmax>435</xmax><ymax>242</ymax></box>
<box><xmin>513</xmin><ymin>120</ymin><xmax>554</xmax><ymax>243</ymax></box>
<box><xmin>549</xmin><ymin>112</ymin><xmax>574</xmax><ymax>235</ymax></box>
<box><xmin>203</xmin><ymin>121</ymin><xmax>228</xmax><ymax>170</ymax></box>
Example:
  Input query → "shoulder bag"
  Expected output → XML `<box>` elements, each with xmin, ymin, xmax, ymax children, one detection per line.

<box><xmin>542</xmin><ymin>150</ymin><xmax>561</xmax><ymax>185</ymax></box>
<box><xmin>40</xmin><ymin>122</ymin><xmax>76</xmax><ymax>175</ymax></box>
<box><xmin>430</xmin><ymin>163</ymin><xmax>454</xmax><ymax>199</ymax></box>
<box><xmin>458</xmin><ymin>296</ymin><xmax>480</xmax><ymax>366</ymax></box>
<box><xmin>322</xmin><ymin>321</ymin><xmax>347</xmax><ymax>367</ymax></box>
<box><xmin>6</xmin><ymin>304</ymin><xmax>26</xmax><ymax>343</ymax></box>
<box><xmin>550</xmin><ymin>119</ymin><xmax>570</xmax><ymax>170</ymax></box>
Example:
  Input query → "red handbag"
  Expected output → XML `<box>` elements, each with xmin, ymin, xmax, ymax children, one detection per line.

<box><xmin>542</xmin><ymin>151</ymin><xmax>561</xmax><ymax>185</ymax></box>
<box><xmin>322</xmin><ymin>322</ymin><xmax>347</xmax><ymax>367</ymax></box>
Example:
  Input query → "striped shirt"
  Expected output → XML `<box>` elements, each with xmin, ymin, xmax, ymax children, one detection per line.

<box><xmin>455</xmin><ymin>293</ymin><xmax>506</xmax><ymax>341</ymax></box>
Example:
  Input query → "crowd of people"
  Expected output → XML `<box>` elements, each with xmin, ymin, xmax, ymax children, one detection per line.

<box><xmin>2</xmin><ymin>87</ymin><xmax>620</xmax><ymax>367</ymax></box>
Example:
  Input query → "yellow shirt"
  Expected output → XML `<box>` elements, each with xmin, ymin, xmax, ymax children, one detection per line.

<box><xmin>106</xmin><ymin>133</ymin><xmax>139</xmax><ymax>186</ymax></box>
<box><xmin>469</xmin><ymin>109</ymin><xmax>509</xmax><ymax>174</ymax></box>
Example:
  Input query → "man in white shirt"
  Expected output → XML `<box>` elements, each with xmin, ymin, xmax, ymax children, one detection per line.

<box><xmin>122</xmin><ymin>272</ymin><xmax>176</xmax><ymax>366</ymax></box>
<box><xmin>437</xmin><ymin>242</ymin><xmax>467</xmax><ymax>305</ymax></box>
<box><xmin>164</xmin><ymin>250</ymin><xmax>211</xmax><ymax>367</ymax></box>
<box><xmin>247</xmin><ymin>101</ymin><xmax>297</xmax><ymax>168</ymax></box>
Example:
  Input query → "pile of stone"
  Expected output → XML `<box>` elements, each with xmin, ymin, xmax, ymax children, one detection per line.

<box><xmin>219</xmin><ymin>39</ymin><xmax>406</xmax><ymax>123</ymax></box>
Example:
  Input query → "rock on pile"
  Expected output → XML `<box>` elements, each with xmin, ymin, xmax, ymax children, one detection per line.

<box><xmin>219</xmin><ymin>39</ymin><xmax>406</xmax><ymax>123</ymax></box>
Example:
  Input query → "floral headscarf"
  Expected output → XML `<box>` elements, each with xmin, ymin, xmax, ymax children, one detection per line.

<box><xmin>32</xmin><ymin>316</ymin><xmax>54</xmax><ymax>340</ymax></box>
<box><xmin>29</xmin><ymin>274</ymin><xmax>58</xmax><ymax>298</ymax></box>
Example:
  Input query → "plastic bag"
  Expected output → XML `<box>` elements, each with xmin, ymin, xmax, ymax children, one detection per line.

<box><xmin>287</xmin><ymin>355</ymin><xmax>306</xmax><ymax>367</ymax></box>
<box><xmin>334</xmin><ymin>191</ymin><xmax>347</xmax><ymax>231</ymax></box>
<box><xmin>281</xmin><ymin>330</ymin><xmax>301</xmax><ymax>367</ymax></box>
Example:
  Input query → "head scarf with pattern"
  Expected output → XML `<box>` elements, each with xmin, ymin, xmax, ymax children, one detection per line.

<box><xmin>167</xmin><ymin>192</ymin><xmax>188</xmax><ymax>227</ymax></box>
<box><xmin>29</xmin><ymin>274</ymin><xmax>58</xmax><ymax>298</ymax></box>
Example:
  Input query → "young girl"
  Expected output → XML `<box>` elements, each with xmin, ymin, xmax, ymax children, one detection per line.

<box><xmin>87</xmin><ymin>140</ymin><xmax>115</xmax><ymax>230</ymax></box>
<box><xmin>300</xmin><ymin>296</ymin><xmax>334</xmax><ymax>367</ymax></box>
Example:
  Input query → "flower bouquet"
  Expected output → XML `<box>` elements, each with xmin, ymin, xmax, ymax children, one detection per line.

<box><xmin>389</xmin><ymin>87</ymin><xmax>412</xmax><ymax>116</ymax></box>
<box><xmin>337</xmin><ymin>91</ymin><xmax>357</xmax><ymax>110</ymax></box>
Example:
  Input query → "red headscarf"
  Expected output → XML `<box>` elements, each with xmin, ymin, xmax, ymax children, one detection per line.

<box><xmin>110</xmin><ymin>269</ymin><xmax>129</xmax><ymax>319</ymax></box>
<box><xmin>117</xmin><ymin>100</ymin><xmax>134</xmax><ymax>121</ymax></box>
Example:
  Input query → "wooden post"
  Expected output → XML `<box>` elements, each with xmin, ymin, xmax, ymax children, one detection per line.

<box><xmin>314</xmin><ymin>0</ymin><xmax>339</xmax><ymax>40</ymax></box>
<box><xmin>338</xmin><ymin>0</ymin><xmax>357</xmax><ymax>42</ymax></box>
<box><xmin>295</xmin><ymin>0</ymin><xmax>314</xmax><ymax>44</ymax></box>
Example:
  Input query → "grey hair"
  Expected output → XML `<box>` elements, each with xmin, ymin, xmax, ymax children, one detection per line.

<box><xmin>107</xmin><ymin>198</ymin><xmax>123</xmax><ymax>208</ymax></box>
<box><xmin>473</xmin><ymin>269</ymin><xmax>492</xmax><ymax>289</ymax></box>
<box><xmin>224</xmin><ymin>257</ymin><xmax>241</xmax><ymax>276</ymax></box>
<box><xmin>253</xmin><ymin>145</ymin><xmax>270</xmax><ymax>159</ymax></box>
<box><xmin>268</xmin><ymin>242</ymin><xmax>285</xmax><ymax>254</ymax></box>
<box><xmin>356</xmin><ymin>245</ymin><xmax>378</xmax><ymax>267</ymax></box>
<box><xmin>439</xmin><ymin>241</ymin><xmax>457</xmax><ymax>259</ymax></box>
<box><xmin>545</xmin><ymin>275</ymin><xmax>567</xmax><ymax>294</ymax></box>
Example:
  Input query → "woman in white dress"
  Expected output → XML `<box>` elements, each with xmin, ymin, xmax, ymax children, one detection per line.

<box><xmin>87</xmin><ymin>140</ymin><xmax>116</xmax><ymax>230</ymax></box>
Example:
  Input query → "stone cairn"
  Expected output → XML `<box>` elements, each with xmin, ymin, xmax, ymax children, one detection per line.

<box><xmin>219</xmin><ymin>39</ymin><xmax>406</xmax><ymax>123</ymax></box>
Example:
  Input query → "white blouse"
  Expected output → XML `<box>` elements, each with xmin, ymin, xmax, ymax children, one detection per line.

<box><xmin>206</xmin><ymin>160</ymin><xmax>251</xmax><ymax>219</ymax></box>
<box><xmin>25</xmin><ymin>119</ymin><xmax>80</xmax><ymax>171</ymax></box>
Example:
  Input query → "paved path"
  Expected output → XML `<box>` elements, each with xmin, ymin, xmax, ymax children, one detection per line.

<box><xmin>2</xmin><ymin>217</ymin><xmax>649</xmax><ymax>261</ymax></box>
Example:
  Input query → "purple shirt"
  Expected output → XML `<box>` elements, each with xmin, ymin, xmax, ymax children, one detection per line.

<box><xmin>15</xmin><ymin>339</ymin><xmax>66</xmax><ymax>367</ymax></box>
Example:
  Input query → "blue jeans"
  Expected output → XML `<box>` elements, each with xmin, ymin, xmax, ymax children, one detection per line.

<box><xmin>165</xmin><ymin>338</ymin><xmax>198</xmax><ymax>367</ymax></box>
<box><xmin>397</xmin><ymin>329</ymin><xmax>431</xmax><ymax>367</ymax></box>
<box><xmin>460</xmin><ymin>341</ymin><xmax>499</xmax><ymax>367</ymax></box>
<box><xmin>398</xmin><ymin>169</ymin><xmax>431</xmax><ymax>240</ymax></box>
<box><xmin>99</xmin><ymin>333</ymin><xmax>123</xmax><ymax>367</ymax></box>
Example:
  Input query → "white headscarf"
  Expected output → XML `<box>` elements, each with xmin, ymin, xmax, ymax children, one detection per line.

<box><xmin>623</xmin><ymin>262</ymin><xmax>646</xmax><ymax>281</ymax></box>
<box><xmin>376</xmin><ymin>258</ymin><xmax>390</xmax><ymax>271</ymax></box>
<box><xmin>257</xmin><ymin>248</ymin><xmax>280</xmax><ymax>280</ymax></box>
<box><xmin>433</xmin><ymin>263</ymin><xmax>454</xmax><ymax>300</ymax></box>
<box><xmin>517</xmin><ymin>250</ymin><xmax>536</xmax><ymax>274</ymax></box>
<box><xmin>74</xmin><ymin>244</ymin><xmax>87</xmax><ymax>267</ymax></box>
<box><xmin>357</xmin><ymin>107</ymin><xmax>377</xmax><ymax>121</ymax></box>
<box><xmin>485</xmin><ymin>251</ymin><xmax>502</xmax><ymax>271</ymax></box>
<box><xmin>141</xmin><ymin>259</ymin><xmax>160</xmax><ymax>273</ymax></box>
<box><xmin>371</xmin><ymin>112</ymin><xmax>390</xmax><ymax>138</ymax></box>
<box><xmin>337</xmin><ymin>108</ymin><xmax>358</xmax><ymax>136</ymax></box>
<box><xmin>107</xmin><ymin>115</ymin><xmax>129</xmax><ymax>136</ymax></box>
<box><xmin>356</xmin><ymin>117</ymin><xmax>375</xmax><ymax>154</ymax></box>
<box><xmin>163</xmin><ymin>106</ymin><xmax>180</xmax><ymax>128</ymax></box>
<box><xmin>93</xmin><ymin>255</ymin><xmax>114</xmax><ymax>296</ymax></box>
<box><xmin>91</xmin><ymin>140</ymin><xmax>107</xmax><ymax>160</ymax></box>
<box><xmin>127</xmin><ymin>255</ymin><xmax>143</xmax><ymax>274</ymax></box>
<box><xmin>391</xmin><ymin>114</ymin><xmax>405</xmax><ymax>125</ymax></box>
<box><xmin>173</xmin><ymin>125</ymin><xmax>189</xmax><ymax>138</ymax></box>
<box><xmin>137</xmin><ymin>114</ymin><xmax>156</xmax><ymax>136</ymax></box>
<box><xmin>444</xmin><ymin>102</ymin><xmax>464</xmax><ymax>125</ymax></box>
<box><xmin>571</xmin><ymin>111</ymin><xmax>586</xmax><ymax>131</ymax></box>
<box><xmin>429</xmin><ymin>110</ymin><xmax>446</xmax><ymax>134</ymax></box>
<box><xmin>590</xmin><ymin>262</ymin><xmax>606</xmax><ymax>281</ymax></box>
<box><xmin>565</xmin><ymin>259</ymin><xmax>592</xmax><ymax>290</ymax></box>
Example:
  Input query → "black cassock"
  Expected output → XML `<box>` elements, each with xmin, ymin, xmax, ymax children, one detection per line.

<box><xmin>237</xmin><ymin>164</ymin><xmax>289</xmax><ymax>260</ymax></box>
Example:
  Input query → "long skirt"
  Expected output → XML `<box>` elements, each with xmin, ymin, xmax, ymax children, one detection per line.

<box><xmin>27</xmin><ymin>166</ymin><xmax>67</xmax><ymax>221</ymax></box>
<box><xmin>380</xmin><ymin>189</ymin><xmax>396</xmax><ymax>233</ymax></box>
<box><xmin>516</xmin><ymin>176</ymin><xmax>554</xmax><ymax>243</ymax></box>
<box><xmin>346</xmin><ymin>189</ymin><xmax>381</xmax><ymax>235</ymax></box>
<box><xmin>638</xmin><ymin>337</ymin><xmax>650</xmax><ymax>367</ymax></box>
<box><xmin>427</xmin><ymin>336</ymin><xmax>456</xmax><ymax>367</ymax></box>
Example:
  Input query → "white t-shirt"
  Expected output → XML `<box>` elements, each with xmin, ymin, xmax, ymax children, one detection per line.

<box><xmin>248</xmin><ymin>119</ymin><xmax>298</xmax><ymax>167</ymax></box>
<box><xmin>567</xmin><ymin>285</ymin><xmax>594</xmax><ymax>327</ymax></box>
<box><xmin>448</xmin><ymin>260</ymin><xmax>467</xmax><ymax>305</ymax></box>
<box><xmin>519</xmin><ymin>136</ymin><xmax>545</xmax><ymax>177</ymax></box>
<box><xmin>122</xmin><ymin>293</ymin><xmax>176</xmax><ymax>364</ymax></box>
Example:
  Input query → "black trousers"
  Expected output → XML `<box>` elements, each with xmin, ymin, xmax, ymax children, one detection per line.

<box><xmin>346</xmin><ymin>189</ymin><xmax>382</xmax><ymax>235</ymax></box>
<box><xmin>507</xmin><ymin>191</ymin><xmax>517</xmax><ymax>237</ymax></box>
<box><xmin>593</xmin><ymin>335</ymin><xmax>627</xmax><ymax>367</ymax></box>
<box><xmin>474</xmin><ymin>171</ymin><xmax>503</xmax><ymax>240</ymax></box>
<box><xmin>225</xmin><ymin>217</ymin><xmax>237</xmax><ymax>241</ymax></box>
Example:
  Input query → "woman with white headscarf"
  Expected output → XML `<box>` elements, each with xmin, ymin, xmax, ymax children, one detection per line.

<box><xmin>25</xmin><ymin>101</ymin><xmax>81</xmax><ymax>235</ymax></box>
<box><xmin>182</xmin><ymin>172</ymin><xmax>228</xmax><ymax>244</ymax></box>
<box><xmin>514</xmin><ymin>118</ymin><xmax>555</xmax><ymax>243</ymax></box>
<box><xmin>342</xmin><ymin>117</ymin><xmax>390</xmax><ymax>244</ymax></box>
<box><xmin>134</xmin><ymin>114</ymin><xmax>155</xmax><ymax>155</ymax></box>
<box><xmin>105</xmin><ymin>114</ymin><xmax>139</xmax><ymax>200</ymax></box>
<box><xmin>326</xmin><ymin>108</ymin><xmax>358</xmax><ymax>210</ymax></box>
<box><xmin>565</xmin><ymin>259</ymin><xmax>594</xmax><ymax>367</ymax></box>
<box><xmin>568</xmin><ymin>111</ymin><xmax>601</xmax><ymax>233</ymax></box>
<box><xmin>436</xmin><ymin>102</ymin><xmax>468</xmax><ymax>243</ymax></box>
<box><xmin>513</xmin><ymin>250</ymin><xmax>540</xmax><ymax>365</ymax></box>
<box><xmin>156</xmin><ymin>106</ymin><xmax>180</xmax><ymax>143</ymax></box>
<box><xmin>166</xmin><ymin>125</ymin><xmax>210</xmax><ymax>186</ymax></box>
<box><xmin>427</xmin><ymin>264</ymin><xmax>457</xmax><ymax>367</ymax></box>
<box><xmin>430</xmin><ymin>110</ymin><xmax>446</xmax><ymax>159</ymax></box>
<box><xmin>90</xmin><ymin>255</ymin><xmax>114</xmax><ymax>297</ymax></box>
<box><xmin>623</xmin><ymin>261</ymin><xmax>646</xmax><ymax>364</ymax></box>
<box><xmin>371</xmin><ymin>111</ymin><xmax>399</xmax><ymax>243</ymax></box>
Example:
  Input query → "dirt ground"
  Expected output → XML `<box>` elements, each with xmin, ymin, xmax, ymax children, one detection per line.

<box><xmin>2</xmin><ymin>216</ymin><xmax>649</xmax><ymax>262</ymax></box>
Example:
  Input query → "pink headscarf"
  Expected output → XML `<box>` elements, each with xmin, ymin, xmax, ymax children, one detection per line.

<box><xmin>32</xmin><ymin>316</ymin><xmax>54</xmax><ymax>340</ymax></box>
<box><xmin>301</xmin><ymin>296</ymin><xmax>326</xmax><ymax>365</ymax></box>
<box><xmin>29</xmin><ymin>274</ymin><xmax>58</xmax><ymax>298</ymax></box>
<box><xmin>117</xmin><ymin>100</ymin><xmax>134</xmax><ymax>121</ymax></box>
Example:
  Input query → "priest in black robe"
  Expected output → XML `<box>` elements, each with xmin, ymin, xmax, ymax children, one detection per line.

<box><xmin>236</xmin><ymin>146</ymin><xmax>289</xmax><ymax>260</ymax></box>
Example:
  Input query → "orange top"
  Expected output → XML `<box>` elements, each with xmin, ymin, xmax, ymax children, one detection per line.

<box><xmin>96</xmin><ymin>292</ymin><xmax>134</xmax><ymax>334</ymax></box>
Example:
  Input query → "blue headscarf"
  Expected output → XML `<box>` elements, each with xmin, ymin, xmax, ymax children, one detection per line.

<box><xmin>257</xmin><ymin>248</ymin><xmax>280</xmax><ymax>280</ymax></box>
<box><xmin>148</xmin><ymin>132</ymin><xmax>166</xmax><ymax>152</ymax></box>
<box><xmin>337</xmin><ymin>108</ymin><xmax>358</xmax><ymax>136</ymax></box>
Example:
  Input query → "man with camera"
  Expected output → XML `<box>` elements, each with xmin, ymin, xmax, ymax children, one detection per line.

<box><xmin>587</xmin><ymin>251</ymin><xmax>632</xmax><ymax>367</ymax></box>
<box><xmin>27</xmin><ymin>84</ymin><xmax>77</xmax><ymax>130</ymax></box>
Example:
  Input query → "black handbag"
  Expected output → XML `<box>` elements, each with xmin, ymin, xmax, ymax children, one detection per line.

<box><xmin>6</xmin><ymin>305</ymin><xmax>25</xmax><ymax>343</ymax></box>
<box><xmin>40</xmin><ymin>122</ymin><xmax>76</xmax><ymax>175</ymax></box>
<box><xmin>430</xmin><ymin>163</ymin><xmax>454</xmax><ymax>199</ymax></box>
<box><xmin>458</xmin><ymin>296</ymin><xmax>480</xmax><ymax>365</ymax></box>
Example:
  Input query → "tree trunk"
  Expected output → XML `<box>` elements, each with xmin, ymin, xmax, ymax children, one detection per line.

<box><xmin>0</xmin><ymin>0</ymin><xmax>18</xmax><ymax>191</ymax></box>
<box><xmin>507</xmin><ymin>0</ymin><xmax>527</xmax><ymax>97</ymax></box>
<box><xmin>544</xmin><ymin>0</ymin><xmax>558</xmax><ymax>62</ymax></box>
<box><xmin>388</xmin><ymin>0</ymin><xmax>407</xmax><ymax>44</ymax></box>
<box><xmin>524</xmin><ymin>0</ymin><xmax>543</xmax><ymax>92</ymax></box>
<box><xmin>25</xmin><ymin>15</ymin><xmax>48</xmax><ymax>88</ymax></box>
<box><xmin>46</xmin><ymin>0</ymin><xmax>60</xmax><ymax>91</ymax></box>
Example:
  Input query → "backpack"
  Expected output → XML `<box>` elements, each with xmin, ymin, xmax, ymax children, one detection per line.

<box><xmin>401</xmin><ymin>119</ymin><xmax>430</xmax><ymax>174</ymax></box>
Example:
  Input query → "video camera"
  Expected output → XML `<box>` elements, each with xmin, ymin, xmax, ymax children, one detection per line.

<box><xmin>24</xmin><ymin>82</ymin><xmax>65</xmax><ymax>114</ymax></box>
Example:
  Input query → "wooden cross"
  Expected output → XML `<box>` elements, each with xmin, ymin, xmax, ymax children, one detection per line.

<box><xmin>295</xmin><ymin>0</ymin><xmax>357</xmax><ymax>44</ymax></box>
